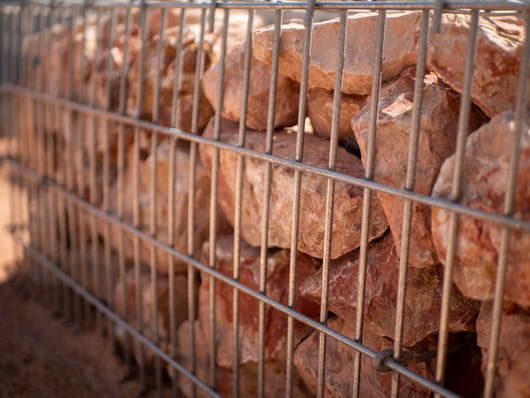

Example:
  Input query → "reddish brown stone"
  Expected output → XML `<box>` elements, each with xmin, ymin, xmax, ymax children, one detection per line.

<box><xmin>126</xmin><ymin>32</ymin><xmax>214</xmax><ymax>132</ymax></box>
<box><xmin>199</xmin><ymin>118</ymin><xmax>388</xmax><ymax>259</ymax></box>
<box><xmin>294</xmin><ymin>317</ymin><xmax>436</xmax><ymax>398</ymax></box>
<box><xmin>477</xmin><ymin>302</ymin><xmax>530</xmax><ymax>398</ymax></box>
<box><xmin>114</xmin><ymin>269</ymin><xmax>192</xmax><ymax>367</ymax></box>
<box><xmin>252</xmin><ymin>12</ymin><xmax>421</xmax><ymax>95</ymax></box>
<box><xmin>198</xmin><ymin>236</ymin><xmax>321</xmax><ymax>368</ymax></box>
<box><xmin>201</xmin><ymin>46</ymin><xmax>300</xmax><ymax>131</ymax></box>
<box><xmin>176</xmin><ymin>321</ymin><xmax>312</xmax><ymax>398</ymax></box>
<box><xmin>352</xmin><ymin>67</ymin><xmax>487</xmax><ymax>268</ymax></box>
<box><xmin>307</xmin><ymin>87</ymin><xmax>367</xmax><ymax>141</ymax></box>
<box><xmin>432</xmin><ymin>112</ymin><xmax>530</xmax><ymax>308</ymax></box>
<box><xmin>106</xmin><ymin>142</ymin><xmax>230</xmax><ymax>273</ymax></box>
<box><xmin>301</xmin><ymin>234</ymin><xmax>479</xmax><ymax>346</ymax></box>
<box><xmin>428</xmin><ymin>15</ymin><xmax>528</xmax><ymax>118</ymax></box>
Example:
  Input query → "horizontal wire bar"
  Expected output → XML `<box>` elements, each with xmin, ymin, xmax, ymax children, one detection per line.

<box><xmin>10</xmin><ymin>233</ymin><xmax>222</xmax><ymax>398</ymax></box>
<box><xmin>7</xmin><ymin>157</ymin><xmax>465</xmax><ymax>398</ymax></box>
<box><xmin>1</xmin><ymin>0</ymin><xmax>529</xmax><ymax>11</ymax></box>
<box><xmin>3</xmin><ymin>84</ymin><xmax>529</xmax><ymax>233</ymax></box>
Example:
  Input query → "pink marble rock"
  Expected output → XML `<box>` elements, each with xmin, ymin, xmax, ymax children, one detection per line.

<box><xmin>176</xmin><ymin>321</ymin><xmax>312</xmax><ymax>398</ymax></box>
<box><xmin>201</xmin><ymin>45</ymin><xmax>300</xmax><ymax>131</ymax></box>
<box><xmin>307</xmin><ymin>87</ymin><xmax>367</xmax><ymax>141</ymax></box>
<box><xmin>428</xmin><ymin>15</ymin><xmax>528</xmax><ymax>118</ymax></box>
<box><xmin>352</xmin><ymin>67</ymin><xmax>487</xmax><ymax>268</ymax></box>
<box><xmin>198</xmin><ymin>235</ymin><xmax>321</xmax><ymax>368</ymax></box>
<box><xmin>477</xmin><ymin>302</ymin><xmax>530</xmax><ymax>398</ymax></box>
<box><xmin>301</xmin><ymin>234</ymin><xmax>479</xmax><ymax>346</ymax></box>
<box><xmin>252</xmin><ymin>12</ymin><xmax>421</xmax><ymax>95</ymax></box>
<box><xmin>114</xmin><ymin>269</ymin><xmax>193</xmax><ymax>367</ymax></box>
<box><xmin>432</xmin><ymin>111</ymin><xmax>530</xmax><ymax>308</ymax></box>
<box><xmin>199</xmin><ymin>118</ymin><xmax>388</xmax><ymax>259</ymax></box>
<box><xmin>294</xmin><ymin>316</ymin><xmax>436</xmax><ymax>398</ymax></box>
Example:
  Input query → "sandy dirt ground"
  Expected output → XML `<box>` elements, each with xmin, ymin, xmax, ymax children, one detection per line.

<box><xmin>0</xmin><ymin>138</ymin><xmax>170</xmax><ymax>398</ymax></box>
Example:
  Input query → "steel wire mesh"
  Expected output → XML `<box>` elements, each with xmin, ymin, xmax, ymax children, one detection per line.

<box><xmin>1</xmin><ymin>1</ymin><xmax>529</xmax><ymax>398</ymax></box>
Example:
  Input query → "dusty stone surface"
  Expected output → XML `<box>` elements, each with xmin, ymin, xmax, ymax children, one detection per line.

<box><xmin>477</xmin><ymin>302</ymin><xmax>530</xmax><ymax>398</ymax></box>
<box><xmin>201</xmin><ymin>46</ymin><xmax>300</xmax><ymax>131</ymax></box>
<box><xmin>198</xmin><ymin>236</ymin><xmax>321</xmax><ymax>368</ymax></box>
<box><xmin>432</xmin><ymin>112</ymin><xmax>530</xmax><ymax>308</ymax></box>
<box><xmin>293</xmin><ymin>317</ymin><xmax>436</xmax><ymax>398</ymax></box>
<box><xmin>428</xmin><ymin>15</ymin><xmax>528</xmax><ymax>118</ymax></box>
<box><xmin>114</xmin><ymin>269</ymin><xmax>192</xmax><ymax>367</ymax></box>
<box><xmin>301</xmin><ymin>234</ymin><xmax>479</xmax><ymax>346</ymax></box>
<box><xmin>307</xmin><ymin>87</ymin><xmax>367</xmax><ymax>141</ymax></box>
<box><xmin>199</xmin><ymin>118</ymin><xmax>388</xmax><ymax>259</ymax></box>
<box><xmin>107</xmin><ymin>142</ymin><xmax>230</xmax><ymax>273</ymax></box>
<box><xmin>352</xmin><ymin>67</ymin><xmax>487</xmax><ymax>268</ymax></box>
<box><xmin>126</xmin><ymin>31</ymin><xmax>214</xmax><ymax>132</ymax></box>
<box><xmin>252</xmin><ymin>12</ymin><xmax>421</xmax><ymax>95</ymax></box>
<box><xmin>176</xmin><ymin>321</ymin><xmax>312</xmax><ymax>398</ymax></box>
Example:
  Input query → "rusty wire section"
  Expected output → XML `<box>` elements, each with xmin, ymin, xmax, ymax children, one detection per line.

<box><xmin>1</xmin><ymin>1</ymin><xmax>529</xmax><ymax>398</ymax></box>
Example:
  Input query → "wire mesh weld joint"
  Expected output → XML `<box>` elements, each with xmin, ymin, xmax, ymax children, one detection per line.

<box><xmin>373</xmin><ymin>349</ymin><xmax>395</xmax><ymax>372</ymax></box>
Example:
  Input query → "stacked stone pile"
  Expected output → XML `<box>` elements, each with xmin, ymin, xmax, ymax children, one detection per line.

<box><xmin>17</xmin><ymin>9</ymin><xmax>529</xmax><ymax>397</ymax></box>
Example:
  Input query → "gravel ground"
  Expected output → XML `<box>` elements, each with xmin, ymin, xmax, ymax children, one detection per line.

<box><xmin>0</xmin><ymin>139</ymin><xmax>166</xmax><ymax>398</ymax></box>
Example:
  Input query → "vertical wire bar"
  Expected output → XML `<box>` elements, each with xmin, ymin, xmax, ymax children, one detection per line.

<box><xmin>5</xmin><ymin>10</ymin><xmax>19</xmax><ymax>274</ymax></box>
<box><xmin>21</xmin><ymin>6</ymin><xmax>39</xmax><ymax>289</ymax></box>
<box><xmin>390</xmin><ymin>10</ymin><xmax>430</xmax><ymax>398</ymax></box>
<box><xmin>483</xmin><ymin>11</ymin><xmax>530</xmax><ymax>398</ymax></box>
<box><xmin>257</xmin><ymin>9</ymin><xmax>282</xmax><ymax>398</ymax></box>
<box><xmin>150</xmin><ymin>129</ymin><xmax>161</xmax><ymax>398</ymax></box>
<box><xmin>29</xmin><ymin>5</ymin><xmax>47</xmax><ymax>300</ymax></box>
<box><xmin>63</xmin><ymin>8</ymin><xmax>82</xmax><ymax>330</ymax></box>
<box><xmin>13</xmin><ymin>8</ymin><xmax>24</xmax><ymax>278</ymax></box>
<box><xmin>0</xmin><ymin>9</ymin><xmax>4</xmax><ymax>141</ymax></box>
<box><xmin>10</xmin><ymin>10</ymin><xmax>22</xmax><ymax>274</ymax></box>
<box><xmin>16</xmin><ymin>7</ymin><xmax>28</xmax><ymax>284</ymax></box>
<box><xmin>208</xmin><ymin>7</ymin><xmax>230</xmax><ymax>392</ymax></box>
<box><xmin>0</xmin><ymin>10</ymin><xmax>4</xmax><ymax>87</ymax></box>
<box><xmin>117</xmin><ymin>4</ymin><xmax>134</xmax><ymax>376</ymax></box>
<box><xmin>77</xmin><ymin>0</ymin><xmax>91</xmax><ymax>327</ymax></box>
<box><xmin>102</xmin><ymin>7</ymin><xmax>117</xmax><ymax>347</ymax></box>
<box><xmin>133</xmin><ymin>3</ymin><xmax>149</xmax><ymax>392</ymax></box>
<box><xmin>188</xmin><ymin>9</ymin><xmax>208</xmax><ymax>398</ymax></box>
<box><xmin>432</xmin><ymin>0</ymin><xmax>444</xmax><ymax>33</ymax></box>
<box><xmin>20</xmin><ymin>7</ymin><xmax>33</xmax><ymax>282</ymax></box>
<box><xmin>2</xmin><ymin>9</ymin><xmax>15</xmax><ymax>274</ymax></box>
<box><xmin>16</xmin><ymin>4</ymin><xmax>24</xmax><ymax>86</ymax></box>
<box><xmin>351</xmin><ymin>9</ymin><xmax>386</xmax><ymax>398</ymax></box>
<box><xmin>167</xmin><ymin>134</ymin><xmax>177</xmax><ymax>396</ymax></box>
<box><xmin>168</xmin><ymin>7</ymin><xmax>188</xmax><ymax>397</ymax></box>
<box><xmin>6</xmin><ymin>9</ymin><xmax>11</xmax><ymax>86</ymax></box>
<box><xmin>54</xmin><ymin>8</ymin><xmax>72</xmax><ymax>321</ymax></box>
<box><xmin>285</xmin><ymin>2</ymin><xmax>315</xmax><ymax>396</ymax></box>
<box><xmin>433</xmin><ymin>11</ymin><xmax>480</xmax><ymax>397</ymax></box>
<box><xmin>46</xmin><ymin>7</ymin><xmax>62</xmax><ymax>313</ymax></box>
<box><xmin>88</xmin><ymin>9</ymin><xmax>104</xmax><ymax>335</ymax></box>
<box><xmin>37</xmin><ymin>5</ymin><xmax>49</xmax><ymax>302</ymax></box>
<box><xmin>17</xmin><ymin>6</ymin><xmax>26</xmax><ymax>90</ymax></box>
<box><xmin>5</xmin><ymin>10</ymin><xmax>10</xmax><ymax>85</ymax></box>
<box><xmin>150</xmin><ymin>8</ymin><xmax>167</xmax><ymax>398</ymax></box>
<box><xmin>231</xmin><ymin>10</ymin><xmax>254</xmax><ymax>398</ymax></box>
<box><xmin>9</xmin><ymin>9</ymin><xmax>16</xmax><ymax>87</ymax></box>
<box><xmin>7</xmin><ymin>9</ymin><xmax>12</xmax><ymax>87</ymax></box>
<box><xmin>316</xmin><ymin>9</ymin><xmax>348</xmax><ymax>398</ymax></box>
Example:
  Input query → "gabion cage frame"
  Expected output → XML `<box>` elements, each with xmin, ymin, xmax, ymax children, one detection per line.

<box><xmin>1</xmin><ymin>1</ymin><xmax>529</xmax><ymax>397</ymax></box>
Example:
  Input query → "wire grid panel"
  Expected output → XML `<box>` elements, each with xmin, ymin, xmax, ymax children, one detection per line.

<box><xmin>1</xmin><ymin>1</ymin><xmax>529</xmax><ymax>398</ymax></box>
